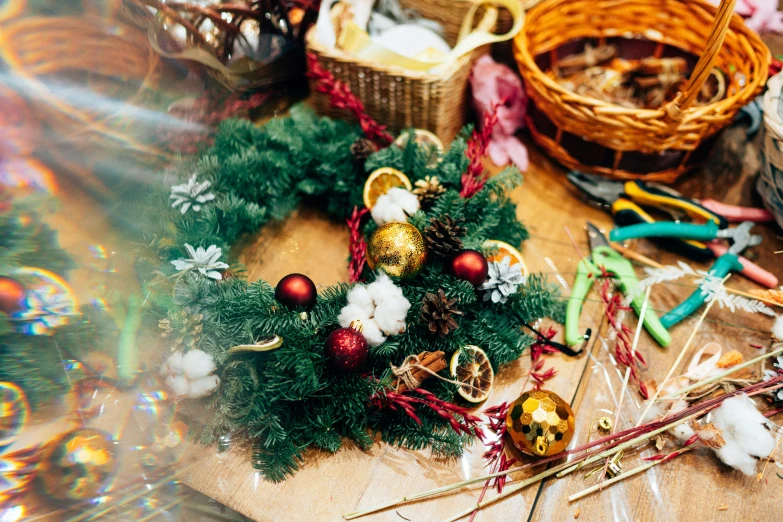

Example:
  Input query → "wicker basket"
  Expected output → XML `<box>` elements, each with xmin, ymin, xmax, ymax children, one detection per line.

<box><xmin>0</xmin><ymin>16</ymin><xmax>165</xmax><ymax>157</ymax></box>
<box><xmin>759</xmin><ymin>72</ymin><xmax>783</xmax><ymax>230</ymax></box>
<box><xmin>306</xmin><ymin>0</ymin><xmax>498</xmax><ymax>144</ymax></box>
<box><xmin>513</xmin><ymin>0</ymin><xmax>769</xmax><ymax>183</ymax></box>
<box><xmin>0</xmin><ymin>16</ymin><xmax>168</xmax><ymax>195</ymax></box>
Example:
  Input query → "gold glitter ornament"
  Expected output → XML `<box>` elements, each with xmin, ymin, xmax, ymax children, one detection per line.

<box><xmin>366</xmin><ymin>222</ymin><xmax>428</xmax><ymax>278</ymax></box>
<box><xmin>37</xmin><ymin>428</ymin><xmax>118</xmax><ymax>503</ymax></box>
<box><xmin>505</xmin><ymin>389</ymin><xmax>575</xmax><ymax>457</ymax></box>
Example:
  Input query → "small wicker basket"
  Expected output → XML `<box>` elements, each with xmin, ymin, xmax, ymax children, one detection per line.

<box><xmin>759</xmin><ymin>72</ymin><xmax>783</xmax><ymax>230</ymax></box>
<box><xmin>306</xmin><ymin>0</ymin><xmax>498</xmax><ymax>144</ymax></box>
<box><xmin>513</xmin><ymin>0</ymin><xmax>769</xmax><ymax>183</ymax></box>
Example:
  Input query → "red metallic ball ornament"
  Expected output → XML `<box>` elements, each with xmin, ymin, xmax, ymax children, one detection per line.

<box><xmin>325</xmin><ymin>323</ymin><xmax>368</xmax><ymax>373</ymax></box>
<box><xmin>449</xmin><ymin>250</ymin><xmax>489</xmax><ymax>287</ymax></box>
<box><xmin>275</xmin><ymin>273</ymin><xmax>317</xmax><ymax>310</ymax></box>
<box><xmin>0</xmin><ymin>276</ymin><xmax>26</xmax><ymax>315</ymax></box>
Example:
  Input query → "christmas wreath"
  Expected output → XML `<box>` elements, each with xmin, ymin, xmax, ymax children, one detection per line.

<box><xmin>138</xmin><ymin>89</ymin><xmax>564</xmax><ymax>480</ymax></box>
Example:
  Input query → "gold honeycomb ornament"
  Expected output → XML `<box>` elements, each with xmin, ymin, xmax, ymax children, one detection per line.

<box><xmin>366</xmin><ymin>222</ymin><xmax>428</xmax><ymax>278</ymax></box>
<box><xmin>505</xmin><ymin>389</ymin><xmax>575</xmax><ymax>457</ymax></box>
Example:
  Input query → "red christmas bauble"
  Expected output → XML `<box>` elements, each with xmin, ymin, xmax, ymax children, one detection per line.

<box><xmin>448</xmin><ymin>250</ymin><xmax>489</xmax><ymax>286</ymax></box>
<box><xmin>325</xmin><ymin>325</ymin><xmax>368</xmax><ymax>373</ymax></box>
<box><xmin>0</xmin><ymin>276</ymin><xmax>26</xmax><ymax>315</ymax></box>
<box><xmin>275</xmin><ymin>273</ymin><xmax>317</xmax><ymax>310</ymax></box>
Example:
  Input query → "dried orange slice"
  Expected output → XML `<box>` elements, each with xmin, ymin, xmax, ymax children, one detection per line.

<box><xmin>394</xmin><ymin>129</ymin><xmax>444</xmax><ymax>154</ymax></box>
<box><xmin>450</xmin><ymin>345</ymin><xmax>494</xmax><ymax>403</ymax></box>
<box><xmin>484</xmin><ymin>239</ymin><xmax>529</xmax><ymax>277</ymax></box>
<box><xmin>363</xmin><ymin>167</ymin><xmax>412</xmax><ymax>209</ymax></box>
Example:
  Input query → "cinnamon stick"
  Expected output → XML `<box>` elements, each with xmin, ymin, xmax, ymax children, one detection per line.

<box><xmin>395</xmin><ymin>350</ymin><xmax>447</xmax><ymax>392</ymax></box>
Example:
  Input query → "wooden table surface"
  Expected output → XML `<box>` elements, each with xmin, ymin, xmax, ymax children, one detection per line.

<box><xmin>22</xmin><ymin>120</ymin><xmax>783</xmax><ymax>521</ymax></box>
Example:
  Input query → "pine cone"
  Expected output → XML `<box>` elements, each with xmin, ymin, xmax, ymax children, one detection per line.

<box><xmin>420</xmin><ymin>289</ymin><xmax>463</xmax><ymax>337</ymax></box>
<box><xmin>412</xmin><ymin>175</ymin><xmax>446</xmax><ymax>205</ymax></box>
<box><xmin>350</xmin><ymin>138</ymin><xmax>378</xmax><ymax>162</ymax></box>
<box><xmin>425</xmin><ymin>216</ymin><xmax>467</xmax><ymax>257</ymax></box>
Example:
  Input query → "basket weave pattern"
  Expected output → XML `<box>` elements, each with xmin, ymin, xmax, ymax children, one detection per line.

<box><xmin>513</xmin><ymin>0</ymin><xmax>769</xmax><ymax>182</ymax></box>
<box><xmin>760</xmin><ymin>73</ymin><xmax>783</xmax><ymax>229</ymax></box>
<box><xmin>0</xmin><ymin>16</ymin><xmax>163</xmax><ymax>156</ymax></box>
<box><xmin>306</xmin><ymin>0</ymin><xmax>497</xmax><ymax>144</ymax></box>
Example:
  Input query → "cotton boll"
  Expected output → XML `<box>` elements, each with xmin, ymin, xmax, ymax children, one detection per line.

<box><xmin>712</xmin><ymin>395</ymin><xmax>775</xmax><ymax>458</ymax></box>
<box><xmin>346</xmin><ymin>285</ymin><xmax>375</xmax><ymax>315</ymax></box>
<box><xmin>370</xmin><ymin>188</ymin><xmax>420</xmax><ymax>226</ymax></box>
<box><xmin>367</xmin><ymin>273</ymin><xmax>403</xmax><ymax>301</ymax></box>
<box><xmin>165</xmin><ymin>375</ymin><xmax>190</xmax><ymax>398</ymax></box>
<box><xmin>374</xmin><ymin>295</ymin><xmax>411</xmax><ymax>335</ymax></box>
<box><xmin>706</xmin><ymin>394</ymin><xmax>776</xmax><ymax>475</ymax></box>
<box><xmin>188</xmin><ymin>375</ymin><xmax>220</xmax><ymax>398</ymax></box>
<box><xmin>338</xmin><ymin>303</ymin><xmax>372</xmax><ymax>328</ymax></box>
<box><xmin>639</xmin><ymin>400</ymin><xmax>665</xmax><ymax>424</ymax></box>
<box><xmin>714</xmin><ymin>440</ymin><xmax>760</xmax><ymax>476</ymax></box>
<box><xmin>671</xmin><ymin>423</ymin><xmax>696</xmax><ymax>443</ymax></box>
<box><xmin>182</xmin><ymin>349</ymin><xmax>217</xmax><ymax>380</ymax></box>
<box><xmin>162</xmin><ymin>351</ymin><xmax>184</xmax><ymax>376</ymax></box>
<box><xmin>387</xmin><ymin>187</ymin><xmax>420</xmax><ymax>215</ymax></box>
<box><xmin>371</xmin><ymin>193</ymin><xmax>409</xmax><ymax>225</ymax></box>
<box><xmin>773</xmin><ymin>315</ymin><xmax>783</xmax><ymax>341</ymax></box>
<box><xmin>360</xmin><ymin>319</ymin><xmax>387</xmax><ymax>347</ymax></box>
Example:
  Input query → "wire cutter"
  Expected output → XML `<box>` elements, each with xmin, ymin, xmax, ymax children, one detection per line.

<box><xmin>565</xmin><ymin>223</ymin><xmax>671</xmax><ymax>347</ymax></box>
<box><xmin>567</xmin><ymin>170</ymin><xmax>726</xmax><ymax>262</ymax></box>
<box><xmin>568</xmin><ymin>171</ymin><xmax>778</xmax><ymax>288</ymax></box>
<box><xmin>657</xmin><ymin>222</ymin><xmax>761</xmax><ymax>328</ymax></box>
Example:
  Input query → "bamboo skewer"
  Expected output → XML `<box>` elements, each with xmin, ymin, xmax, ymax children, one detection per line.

<box><xmin>610</xmin><ymin>242</ymin><xmax>782</xmax><ymax>309</ymax></box>
<box><xmin>568</xmin><ymin>447</ymin><xmax>694</xmax><ymax>502</ymax></box>
<box><xmin>596</xmin><ymin>288</ymin><xmax>650</xmax><ymax>486</ymax></box>
<box><xmin>438</xmin><ymin>413</ymin><xmax>701</xmax><ymax>522</ymax></box>
<box><xmin>660</xmin><ymin>344</ymin><xmax>783</xmax><ymax>400</ymax></box>
<box><xmin>636</xmin><ymin>293</ymin><xmax>721</xmax><ymax>427</ymax></box>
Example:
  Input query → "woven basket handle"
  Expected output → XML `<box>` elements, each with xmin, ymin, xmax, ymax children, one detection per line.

<box><xmin>661</xmin><ymin>0</ymin><xmax>736</xmax><ymax>131</ymax></box>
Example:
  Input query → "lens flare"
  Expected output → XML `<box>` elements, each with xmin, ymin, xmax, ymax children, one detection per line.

<box><xmin>0</xmin><ymin>383</ymin><xmax>29</xmax><ymax>448</ymax></box>
<box><xmin>12</xmin><ymin>267</ymin><xmax>77</xmax><ymax>335</ymax></box>
<box><xmin>0</xmin><ymin>158</ymin><xmax>57</xmax><ymax>194</ymax></box>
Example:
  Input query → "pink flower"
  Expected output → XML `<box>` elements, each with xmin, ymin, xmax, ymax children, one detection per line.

<box><xmin>470</xmin><ymin>55</ymin><xmax>529</xmax><ymax>171</ymax></box>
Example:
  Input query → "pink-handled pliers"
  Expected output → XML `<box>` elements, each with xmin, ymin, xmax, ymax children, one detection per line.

<box><xmin>700</xmin><ymin>199</ymin><xmax>775</xmax><ymax>224</ymax></box>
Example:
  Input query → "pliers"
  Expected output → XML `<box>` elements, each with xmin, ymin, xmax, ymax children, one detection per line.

<box><xmin>568</xmin><ymin>170</ymin><xmax>727</xmax><ymax>262</ymax></box>
<box><xmin>568</xmin><ymin>171</ymin><xmax>778</xmax><ymax>288</ymax></box>
<box><xmin>656</xmin><ymin>222</ymin><xmax>761</xmax><ymax>328</ymax></box>
<box><xmin>566</xmin><ymin>223</ymin><xmax>671</xmax><ymax>347</ymax></box>
<box><xmin>608</xmin><ymin>219</ymin><xmax>775</xmax><ymax>289</ymax></box>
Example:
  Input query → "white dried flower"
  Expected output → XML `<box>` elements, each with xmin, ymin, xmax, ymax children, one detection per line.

<box><xmin>170</xmin><ymin>174</ymin><xmax>215</xmax><ymax>214</ymax></box>
<box><xmin>171</xmin><ymin>244</ymin><xmax>229</xmax><ymax>280</ymax></box>
<box><xmin>480</xmin><ymin>256</ymin><xmax>526</xmax><ymax>304</ymax></box>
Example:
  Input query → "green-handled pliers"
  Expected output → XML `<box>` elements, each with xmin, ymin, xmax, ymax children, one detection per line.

<box><xmin>565</xmin><ymin>223</ymin><xmax>672</xmax><ymax>347</ymax></box>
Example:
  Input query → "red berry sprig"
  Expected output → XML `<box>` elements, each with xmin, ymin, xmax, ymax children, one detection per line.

<box><xmin>306</xmin><ymin>53</ymin><xmax>393</xmax><ymax>148</ymax></box>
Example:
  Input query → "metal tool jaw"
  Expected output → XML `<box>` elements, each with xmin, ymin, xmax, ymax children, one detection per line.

<box><xmin>722</xmin><ymin>221</ymin><xmax>763</xmax><ymax>255</ymax></box>
<box><xmin>567</xmin><ymin>171</ymin><xmax>623</xmax><ymax>207</ymax></box>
